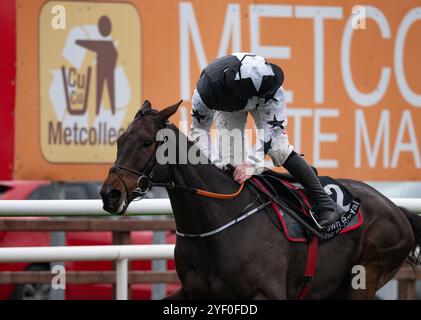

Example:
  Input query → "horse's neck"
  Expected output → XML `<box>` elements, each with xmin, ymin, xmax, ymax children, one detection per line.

<box><xmin>166</xmin><ymin>126</ymin><xmax>250</xmax><ymax>235</ymax></box>
<box><xmin>168</xmin><ymin>164</ymin><xmax>246</xmax><ymax>235</ymax></box>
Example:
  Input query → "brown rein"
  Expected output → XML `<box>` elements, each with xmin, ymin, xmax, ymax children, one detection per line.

<box><xmin>111</xmin><ymin>164</ymin><xmax>245</xmax><ymax>201</ymax></box>
<box><xmin>196</xmin><ymin>183</ymin><xmax>244</xmax><ymax>199</ymax></box>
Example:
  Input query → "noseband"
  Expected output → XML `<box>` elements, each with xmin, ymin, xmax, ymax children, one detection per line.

<box><xmin>110</xmin><ymin>133</ymin><xmax>165</xmax><ymax>208</ymax></box>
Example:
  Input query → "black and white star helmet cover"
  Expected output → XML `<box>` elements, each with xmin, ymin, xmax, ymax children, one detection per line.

<box><xmin>224</xmin><ymin>53</ymin><xmax>284</xmax><ymax>100</ymax></box>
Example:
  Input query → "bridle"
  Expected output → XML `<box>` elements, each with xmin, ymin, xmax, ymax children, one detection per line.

<box><xmin>110</xmin><ymin>135</ymin><xmax>165</xmax><ymax>209</ymax></box>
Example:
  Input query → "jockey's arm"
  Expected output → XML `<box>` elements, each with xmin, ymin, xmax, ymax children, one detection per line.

<box><xmin>188</xmin><ymin>89</ymin><xmax>220</xmax><ymax>165</ymax></box>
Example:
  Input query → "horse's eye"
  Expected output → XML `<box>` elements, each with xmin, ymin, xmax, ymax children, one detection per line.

<box><xmin>143</xmin><ymin>140</ymin><xmax>153</xmax><ymax>147</ymax></box>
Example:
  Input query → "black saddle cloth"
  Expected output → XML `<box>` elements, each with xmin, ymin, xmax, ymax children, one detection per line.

<box><xmin>252</xmin><ymin>169</ymin><xmax>362</xmax><ymax>242</ymax></box>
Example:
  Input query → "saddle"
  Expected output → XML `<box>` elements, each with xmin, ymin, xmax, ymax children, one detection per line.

<box><xmin>251</xmin><ymin>169</ymin><xmax>362</xmax><ymax>242</ymax></box>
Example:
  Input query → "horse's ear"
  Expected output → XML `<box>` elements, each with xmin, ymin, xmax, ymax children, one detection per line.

<box><xmin>157</xmin><ymin>100</ymin><xmax>182</xmax><ymax>123</ymax></box>
<box><xmin>141</xmin><ymin>100</ymin><xmax>152</xmax><ymax>110</ymax></box>
<box><xmin>135</xmin><ymin>100</ymin><xmax>152</xmax><ymax>118</ymax></box>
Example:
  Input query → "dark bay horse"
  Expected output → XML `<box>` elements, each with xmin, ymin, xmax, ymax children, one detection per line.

<box><xmin>101</xmin><ymin>100</ymin><xmax>421</xmax><ymax>299</ymax></box>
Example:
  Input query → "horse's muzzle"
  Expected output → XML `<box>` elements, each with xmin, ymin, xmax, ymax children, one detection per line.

<box><xmin>100</xmin><ymin>186</ymin><xmax>123</xmax><ymax>214</ymax></box>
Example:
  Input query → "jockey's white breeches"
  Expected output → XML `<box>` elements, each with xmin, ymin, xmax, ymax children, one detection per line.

<box><xmin>189</xmin><ymin>87</ymin><xmax>294</xmax><ymax>169</ymax></box>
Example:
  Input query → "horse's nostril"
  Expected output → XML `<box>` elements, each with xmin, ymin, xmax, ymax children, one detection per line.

<box><xmin>100</xmin><ymin>187</ymin><xmax>121</xmax><ymax>202</ymax></box>
<box><xmin>108</xmin><ymin>189</ymin><xmax>121</xmax><ymax>200</ymax></box>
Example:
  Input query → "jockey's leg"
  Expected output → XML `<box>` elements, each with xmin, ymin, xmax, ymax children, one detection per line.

<box><xmin>214</xmin><ymin>110</ymin><xmax>248</xmax><ymax>166</ymax></box>
<box><xmin>282</xmin><ymin>151</ymin><xmax>345</xmax><ymax>227</ymax></box>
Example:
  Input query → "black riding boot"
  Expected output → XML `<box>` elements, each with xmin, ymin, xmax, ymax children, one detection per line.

<box><xmin>283</xmin><ymin>151</ymin><xmax>345</xmax><ymax>228</ymax></box>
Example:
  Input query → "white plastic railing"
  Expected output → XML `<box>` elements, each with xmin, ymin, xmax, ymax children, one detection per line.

<box><xmin>0</xmin><ymin>198</ymin><xmax>419</xmax><ymax>216</ymax></box>
<box><xmin>0</xmin><ymin>244</ymin><xmax>175</xmax><ymax>300</ymax></box>
<box><xmin>391</xmin><ymin>198</ymin><xmax>421</xmax><ymax>212</ymax></box>
<box><xmin>0</xmin><ymin>199</ymin><xmax>172</xmax><ymax>216</ymax></box>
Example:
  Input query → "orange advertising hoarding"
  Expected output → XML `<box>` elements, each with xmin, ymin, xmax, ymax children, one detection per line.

<box><xmin>15</xmin><ymin>0</ymin><xmax>421</xmax><ymax>181</ymax></box>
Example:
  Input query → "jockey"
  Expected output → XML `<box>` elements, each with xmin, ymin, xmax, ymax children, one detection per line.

<box><xmin>189</xmin><ymin>52</ymin><xmax>344</xmax><ymax>228</ymax></box>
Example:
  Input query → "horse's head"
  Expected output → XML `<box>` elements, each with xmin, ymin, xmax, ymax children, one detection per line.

<box><xmin>100</xmin><ymin>99</ymin><xmax>182</xmax><ymax>215</ymax></box>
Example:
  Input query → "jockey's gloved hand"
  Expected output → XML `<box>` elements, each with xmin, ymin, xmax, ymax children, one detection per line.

<box><xmin>233</xmin><ymin>161</ymin><xmax>255</xmax><ymax>184</ymax></box>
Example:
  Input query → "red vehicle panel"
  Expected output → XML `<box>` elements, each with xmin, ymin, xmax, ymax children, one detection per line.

<box><xmin>0</xmin><ymin>0</ymin><xmax>16</xmax><ymax>180</ymax></box>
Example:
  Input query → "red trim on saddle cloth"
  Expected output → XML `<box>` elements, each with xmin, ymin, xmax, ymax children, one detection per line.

<box><xmin>252</xmin><ymin>178</ymin><xmax>304</xmax><ymax>242</ymax></box>
<box><xmin>273</xmin><ymin>179</ymin><xmax>363</xmax><ymax>240</ymax></box>
<box><xmin>281</xmin><ymin>180</ymin><xmax>311</xmax><ymax>211</ymax></box>
<box><xmin>252</xmin><ymin>178</ymin><xmax>363</xmax><ymax>242</ymax></box>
